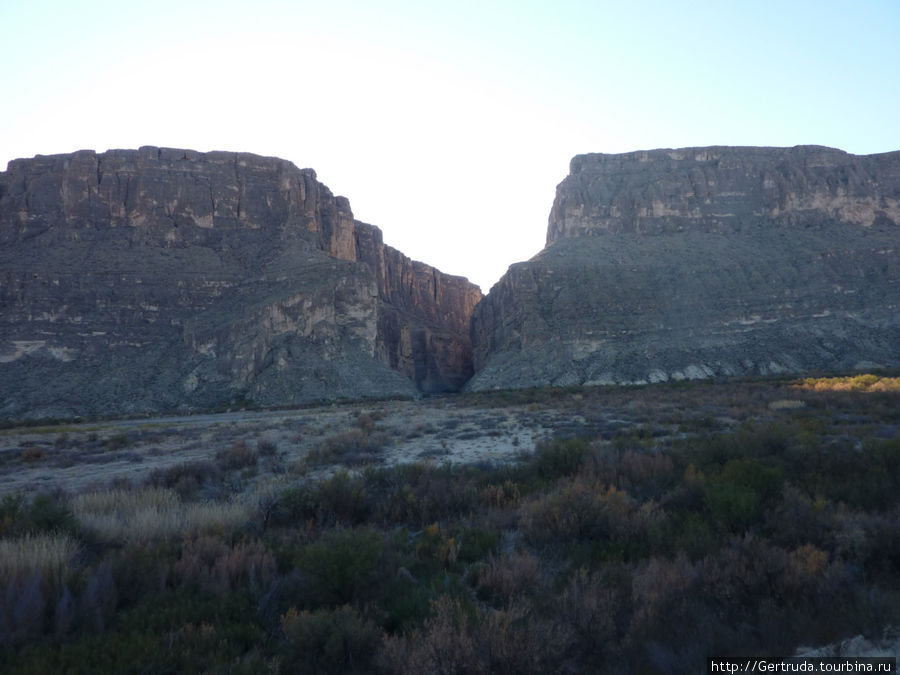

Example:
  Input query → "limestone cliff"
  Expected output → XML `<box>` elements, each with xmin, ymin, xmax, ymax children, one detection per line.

<box><xmin>354</xmin><ymin>223</ymin><xmax>482</xmax><ymax>392</ymax></box>
<box><xmin>468</xmin><ymin>146</ymin><xmax>900</xmax><ymax>390</ymax></box>
<box><xmin>0</xmin><ymin>147</ymin><xmax>480</xmax><ymax>419</ymax></box>
<box><xmin>548</xmin><ymin>146</ymin><xmax>900</xmax><ymax>242</ymax></box>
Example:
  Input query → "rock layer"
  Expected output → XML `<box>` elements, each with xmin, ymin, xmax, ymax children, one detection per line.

<box><xmin>0</xmin><ymin>147</ymin><xmax>480</xmax><ymax>419</ymax></box>
<box><xmin>468</xmin><ymin>146</ymin><xmax>900</xmax><ymax>391</ymax></box>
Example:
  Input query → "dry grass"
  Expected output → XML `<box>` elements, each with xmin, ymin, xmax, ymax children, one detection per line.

<box><xmin>0</xmin><ymin>533</ymin><xmax>78</xmax><ymax>587</ymax></box>
<box><xmin>71</xmin><ymin>487</ymin><xmax>252</xmax><ymax>542</ymax></box>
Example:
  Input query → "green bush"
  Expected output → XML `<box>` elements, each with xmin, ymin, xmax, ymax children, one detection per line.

<box><xmin>365</xmin><ymin>463</ymin><xmax>479</xmax><ymax>526</ymax></box>
<box><xmin>532</xmin><ymin>438</ymin><xmax>590</xmax><ymax>480</ymax></box>
<box><xmin>704</xmin><ymin>483</ymin><xmax>761</xmax><ymax>533</ymax></box>
<box><xmin>279</xmin><ymin>471</ymin><xmax>370</xmax><ymax>527</ymax></box>
<box><xmin>297</xmin><ymin>528</ymin><xmax>385</xmax><ymax>606</ymax></box>
<box><xmin>0</xmin><ymin>493</ymin><xmax>78</xmax><ymax>538</ymax></box>
<box><xmin>280</xmin><ymin>605</ymin><xmax>380</xmax><ymax>674</ymax></box>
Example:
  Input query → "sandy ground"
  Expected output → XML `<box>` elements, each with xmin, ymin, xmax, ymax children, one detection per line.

<box><xmin>6</xmin><ymin>376</ymin><xmax>892</xmax><ymax>501</ymax></box>
<box><xmin>0</xmin><ymin>396</ymin><xmax>579</xmax><ymax>498</ymax></box>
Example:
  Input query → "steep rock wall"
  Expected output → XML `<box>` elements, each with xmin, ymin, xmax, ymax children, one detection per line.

<box><xmin>469</xmin><ymin>146</ymin><xmax>900</xmax><ymax>391</ymax></box>
<box><xmin>0</xmin><ymin>147</ymin><xmax>479</xmax><ymax>419</ymax></box>
<box><xmin>548</xmin><ymin>145</ymin><xmax>900</xmax><ymax>242</ymax></box>
<box><xmin>355</xmin><ymin>222</ymin><xmax>482</xmax><ymax>392</ymax></box>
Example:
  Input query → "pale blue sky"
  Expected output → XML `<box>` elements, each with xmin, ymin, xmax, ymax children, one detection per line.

<box><xmin>2</xmin><ymin>0</ymin><xmax>898</xmax><ymax>291</ymax></box>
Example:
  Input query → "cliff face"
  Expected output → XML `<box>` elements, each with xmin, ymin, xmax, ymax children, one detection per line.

<box><xmin>468</xmin><ymin>146</ymin><xmax>900</xmax><ymax>391</ymax></box>
<box><xmin>0</xmin><ymin>147</ymin><xmax>480</xmax><ymax>419</ymax></box>
<box><xmin>548</xmin><ymin>146</ymin><xmax>900</xmax><ymax>242</ymax></box>
<box><xmin>1</xmin><ymin>147</ymin><xmax>360</xmax><ymax>258</ymax></box>
<box><xmin>354</xmin><ymin>223</ymin><xmax>482</xmax><ymax>392</ymax></box>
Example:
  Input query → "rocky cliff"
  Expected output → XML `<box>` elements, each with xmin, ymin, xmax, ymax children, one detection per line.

<box><xmin>468</xmin><ymin>146</ymin><xmax>900</xmax><ymax>390</ymax></box>
<box><xmin>354</xmin><ymin>223</ymin><xmax>482</xmax><ymax>392</ymax></box>
<box><xmin>0</xmin><ymin>147</ymin><xmax>480</xmax><ymax>419</ymax></box>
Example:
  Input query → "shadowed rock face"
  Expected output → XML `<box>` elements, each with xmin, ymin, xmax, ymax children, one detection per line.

<box><xmin>354</xmin><ymin>223</ymin><xmax>482</xmax><ymax>393</ymax></box>
<box><xmin>468</xmin><ymin>146</ymin><xmax>900</xmax><ymax>391</ymax></box>
<box><xmin>0</xmin><ymin>147</ymin><xmax>480</xmax><ymax>419</ymax></box>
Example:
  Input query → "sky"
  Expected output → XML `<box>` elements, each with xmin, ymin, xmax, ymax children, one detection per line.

<box><xmin>2</xmin><ymin>0</ymin><xmax>898</xmax><ymax>292</ymax></box>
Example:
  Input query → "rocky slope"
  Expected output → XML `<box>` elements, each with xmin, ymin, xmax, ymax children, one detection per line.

<box><xmin>0</xmin><ymin>147</ymin><xmax>480</xmax><ymax>419</ymax></box>
<box><xmin>468</xmin><ymin>146</ymin><xmax>900</xmax><ymax>390</ymax></box>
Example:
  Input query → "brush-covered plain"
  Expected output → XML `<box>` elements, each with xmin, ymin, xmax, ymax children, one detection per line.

<box><xmin>0</xmin><ymin>375</ymin><xmax>898</xmax><ymax>672</ymax></box>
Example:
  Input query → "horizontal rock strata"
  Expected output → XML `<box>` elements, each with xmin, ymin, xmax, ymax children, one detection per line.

<box><xmin>0</xmin><ymin>147</ymin><xmax>480</xmax><ymax>419</ymax></box>
<box><xmin>468</xmin><ymin>146</ymin><xmax>900</xmax><ymax>390</ymax></box>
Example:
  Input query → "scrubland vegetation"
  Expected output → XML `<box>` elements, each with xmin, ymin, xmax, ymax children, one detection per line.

<box><xmin>1</xmin><ymin>374</ymin><xmax>898</xmax><ymax>672</ymax></box>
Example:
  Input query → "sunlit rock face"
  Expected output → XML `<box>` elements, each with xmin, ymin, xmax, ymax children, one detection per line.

<box><xmin>0</xmin><ymin>147</ymin><xmax>480</xmax><ymax>419</ymax></box>
<box><xmin>468</xmin><ymin>146</ymin><xmax>900</xmax><ymax>391</ymax></box>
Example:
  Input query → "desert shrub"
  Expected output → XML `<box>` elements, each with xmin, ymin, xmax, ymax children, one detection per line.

<box><xmin>476</xmin><ymin>550</ymin><xmax>544</xmax><ymax>605</ymax></box>
<box><xmin>455</xmin><ymin>526</ymin><xmax>501</xmax><ymax>564</ymax></box>
<box><xmin>703</xmin><ymin>459</ymin><xmax>782</xmax><ymax>533</ymax></box>
<box><xmin>559</xmin><ymin>568</ymin><xmax>627</xmax><ymax>668</ymax></box>
<box><xmin>523</xmin><ymin>481</ymin><xmax>648</xmax><ymax>542</ymax></box>
<box><xmin>704</xmin><ymin>482</ymin><xmax>761</xmax><ymax>533</ymax></box>
<box><xmin>764</xmin><ymin>485</ymin><xmax>833</xmax><ymax>548</ymax></box>
<box><xmin>719</xmin><ymin>458</ymin><xmax>783</xmax><ymax>500</ymax></box>
<box><xmin>414</xmin><ymin>523</ymin><xmax>459</xmax><ymax>571</ymax></box>
<box><xmin>20</xmin><ymin>445</ymin><xmax>45</xmax><ymax>462</ymax></box>
<box><xmin>256</xmin><ymin>438</ymin><xmax>278</xmax><ymax>456</ymax></box>
<box><xmin>356</xmin><ymin>412</ymin><xmax>376</xmax><ymax>434</ymax></box>
<box><xmin>521</xmin><ymin>483</ymin><xmax>609</xmax><ymax>545</ymax></box>
<box><xmin>216</xmin><ymin>440</ymin><xmax>258</xmax><ymax>471</ymax></box>
<box><xmin>0</xmin><ymin>494</ymin><xmax>24</xmax><ymax>536</ymax></box>
<box><xmin>315</xmin><ymin>471</ymin><xmax>370</xmax><ymax>525</ymax></box>
<box><xmin>29</xmin><ymin>587</ymin><xmax>264</xmax><ymax>672</ymax></box>
<box><xmin>379</xmin><ymin>595</ymin><xmax>569</xmax><ymax>675</ymax></box>
<box><xmin>280</xmin><ymin>605</ymin><xmax>381</xmax><ymax>674</ymax></box>
<box><xmin>28</xmin><ymin>494</ymin><xmax>78</xmax><ymax>536</ymax></box>
<box><xmin>309</xmin><ymin>428</ymin><xmax>392</xmax><ymax>466</ymax></box>
<box><xmin>277</xmin><ymin>484</ymin><xmax>317</xmax><ymax>525</ymax></box>
<box><xmin>659</xmin><ymin>512</ymin><xmax>718</xmax><ymax>558</ymax></box>
<box><xmin>173</xmin><ymin>535</ymin><xmax>276</xmax><ymax>595</ymax></box>
<box><xmin>783</xmin><ymin>437</ymin><xmax>900</xmax><ymax>511</ymax></box>
<box><xmin>0</xmin><ymin>493</ymin><xmax>78</xmax><ymax>538</ymax></box>
<box><xmin>631</xmin><ymin>553</ymin><xmax>699</xmax><ymax>630</ymax></box>
<box><xmin>478</xmin><ymin>480</ymin><xmax>522</xmax><ymax>509</ymax></box>
<box><xmin>849</xmin><ymin>506</ymin><xmax>900</xmax><ymax>583</ymax></box>
<box><xmin>379</xmin><ymin>567</ymin><xmax>433</xmax><ymax>633</ymax></box>
<box><xmin>111</xmin><ymin>541</ymin><xmax>178</xmax><ymax>606</ymax></box>
<box><xmin>617</xmin><ymin>449</ymin><xmax>676</xmax><ymax>498</ymax></box>
<box><xmin>103</xmin><ymin>433</ymin><xmax>131</xmax><ymax>451</ymax></box>
<box><xmin>279</xmin><ymin>471</ymin><xmax>370</xmax><ymax>527</ymax></box>
<box><xmin>532</xmin><ymin>437</ymin><xmax>590</xmax><ymax>480</ymax></box>
<box><xmin>296</xmin><ymin>528</ymin><xmax>385</xmax><ymax>607</ymax></box>
<box><xmin>688</xmin><ymin>423</ymin><xmax>792</xmax><ymax>470</ymax></box>
<box><xmin>148</xmin><ymin>459</ymin><xmax>221</xmax><ymax>497</ymax></box>
<box><xmin>366</xmin><ymin>463</ymin><xmax>479</xmax><ymax>527</ymax></box>
<box><xmin>832</xmin><ymin>439</ymin><xmax>899</xmax><ymax>510</ymax></box>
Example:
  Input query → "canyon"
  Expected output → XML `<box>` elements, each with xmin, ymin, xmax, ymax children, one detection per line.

<box><xmin>1</xmin><ymin>144</ymin><xmax>898</xmax><ymax>419</ymax></box>
<box><xmin>0</xmin><ymin>148</ymin><xmax>480</xmax><ymax>419</ymax></box>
